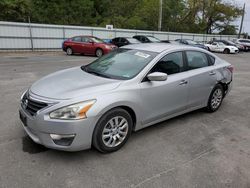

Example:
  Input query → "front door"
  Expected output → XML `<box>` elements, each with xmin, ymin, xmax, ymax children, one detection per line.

<box><xmin>140</xmin><ymin>51</ymin><xmax>189</xmax><ymax>126</ymax></box>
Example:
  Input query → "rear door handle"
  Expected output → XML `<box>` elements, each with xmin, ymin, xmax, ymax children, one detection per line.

<box><xmin>209</xmin><ymin>71</ymin><xmax>216</xmax><ymax>76</ymax></box>
<box><xmin>179</xmin><ymin>80</ymin><xmax>188</xmax><ymax>85</ymax></box>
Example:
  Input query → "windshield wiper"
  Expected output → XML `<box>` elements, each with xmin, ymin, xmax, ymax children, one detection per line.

<box><xmin>81</xmin><ymin>66</ymin><xmax>111</xmax><ymax>78</ymax></box>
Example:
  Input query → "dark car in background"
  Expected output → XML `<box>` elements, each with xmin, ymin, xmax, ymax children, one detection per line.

<box><xmin>175</xmin><ymin>39</ymin><xmax>208</xmax><ymax>50</ymax></box>
<box><xmin>212</xmin><ymin>40</ymin><xmax>245</xmax><ymax>52</ymax></box>
<box><xmin>63</xmin><ymin>36</ymin><xmax>117</xmax><ymax>57</ymax></box>
<box><xmin>111</xmin><ymin>37</ymin><xmax>141</xmax><ymax>47</ymax></box>
<box><xmin>133</xmin><ymin>35</ymin><xmax>161</xmax><ymax>43</ymax></box>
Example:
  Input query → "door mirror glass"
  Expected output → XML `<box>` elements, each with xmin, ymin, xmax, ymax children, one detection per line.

<box><xmin>147</xmin><ymin>72</ymin><xmax>168</xmax><ymax>81</ymax></box>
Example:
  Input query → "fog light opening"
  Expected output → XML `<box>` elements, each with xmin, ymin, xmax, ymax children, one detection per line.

<box><xmin>50</xmin><ymin>134</ymin><xmax>75</xmax><ymax>146</ymax></box>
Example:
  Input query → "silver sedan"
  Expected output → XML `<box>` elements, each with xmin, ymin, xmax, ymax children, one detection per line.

<box><xmin>19</xmin><ymin>43</ymin><xmax>233</xmax><ymax>153</ymax></box>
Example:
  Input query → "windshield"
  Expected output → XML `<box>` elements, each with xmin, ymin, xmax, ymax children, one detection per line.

<box><xmin>186</xmin><ymin>40</ymin><xmax>198</xmax><ymax>45</ymax></box>
<box><xmin>147</xmin><ymin>36</ymin><xmax>161</xmax><ymax>42</ymax></box>
<box><xmin>83</xmin><ymin>49</ymin><xmax>158</xmax><ymax>80</ymax></box>
<box><xmin>226</xmin><ymin>41</ymin><xmax>235</xmax><ymax>45</ymax></box>
<box><xmin>127</xmin><ymin>38</ymin><xmax>141</xmax><ymax>43</ymax></box>
<box><xmin>90</xmin><ymin>37</ymin><xmax>104</xmax><ymax>43</ymax></box>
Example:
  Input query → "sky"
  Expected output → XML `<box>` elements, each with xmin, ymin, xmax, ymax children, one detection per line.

<box><xmin>233</xmin><ymin>0</ymin><xmax>250</xmax><ymax>34</ymax></box>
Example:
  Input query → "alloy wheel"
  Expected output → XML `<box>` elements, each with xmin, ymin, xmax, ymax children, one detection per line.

<box><xmin>211</xmin><ymin>88</ymin><xmax>223</xmax><ymax>109</ymax></box>
<box><xmin>102</xmin><ymin>116</ymin><xmax>128</xmax><ymax>148</ymax></box>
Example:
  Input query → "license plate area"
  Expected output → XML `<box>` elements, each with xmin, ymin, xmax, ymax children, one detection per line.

<box><xmin>19</xmin><ymin>111</ymin><xmax>27</xmax><ymax>127</ymax></box>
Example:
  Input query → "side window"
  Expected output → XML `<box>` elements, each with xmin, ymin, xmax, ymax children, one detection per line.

<box><xmin>82</xmin><ymin>37</ymin><xmax>92</xmax><ymax>43</ymax></box>
<box><xmin>134</xmin><ymin>36</ymin><xmax>140</xmax><ymax>40</ymax></box>
<box><xmin>151</xmin><ymin>52</ymin><xmax>184</xmax><ymax>75</ymax></box>
<box><xmin>112</xmin><ymin>38</ymin><xmax>118</xmax><ymax>43</ymax></box>
<box><xmin>141</xmin><ymin>37</ymin><xmax>146</xmax><ymax>42</ymax></box>
<box><xmin>72</xmin><ymin>37</ymin><xmax>81</xmax><ymax>42</ymax></box>
<box><xmin>120</xmin><ymin>38</ymin><xmax>126</xmax><ymax>43</ymax></box>
<box><xmin>207</xmin><ymin>55</ymin><xmax>215</xmax><ymax>65</ymax></box>
<box><xmin>186</xmin><ymin>51</ymin><xmax>209</xmax><ymax>70</ymax></box>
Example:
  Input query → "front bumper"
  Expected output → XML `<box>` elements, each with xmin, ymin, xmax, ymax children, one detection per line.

<box><xmin>19</xmin><ymin>104</ymin><xmax>99</xmax><ymax>152</ymax></box>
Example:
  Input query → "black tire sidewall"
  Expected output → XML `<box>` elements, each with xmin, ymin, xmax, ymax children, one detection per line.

<box><xmin>224</xmin><ymin>49</ymin><xmax>229</xmax><ymax>54</ymax></box>
<box><xmin>66</xmin><ymin>47</ymin><xmax>73</xmax><ymax>55</ymax></box>
<box><xmin>92</xmin><ymin>108</ymin><xmax>133</xmax><ymax>153</ymax></box>
<box><xmin>95</xmin><ymin>48</ymin><xmax>103</xmax><ymax>57</ymax></box>
<box><xmin>207</xmin><ymin>84</ymin><xmax>224</xmax><ymax>112</ymax></box>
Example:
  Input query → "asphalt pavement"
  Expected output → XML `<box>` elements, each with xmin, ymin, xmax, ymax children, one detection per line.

<box><xmin>0</xmin><ymin>51</ymin><xmax>249</xmax><ymax>188</ymax></box>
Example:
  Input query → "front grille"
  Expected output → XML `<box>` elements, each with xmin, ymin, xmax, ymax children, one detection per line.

<box><xmin>21</xmin><ymin>93</ymin><xmax>48</xmax><ymax>116</ymax></box>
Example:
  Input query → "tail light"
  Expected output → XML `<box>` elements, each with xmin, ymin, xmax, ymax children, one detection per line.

<box><xmin>227</xmin><ymin>65</ymin><xmax>234</xmax><ymax>73</ymax></box>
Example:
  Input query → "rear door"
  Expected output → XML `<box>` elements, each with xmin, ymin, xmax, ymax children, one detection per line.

<box><xmin>82</xmin><ymin>37</ymin><xmax>95</xmax><ymax>55</ymax></box>
<box><xmin>71</xmin><ymin>36</ymin><xmax>82</xmax><ymax>53</ymax></box>
<box><xmin>185</xmin><ymin>51</ymin><xmax>217</xmax><ymax>108</ymax></box>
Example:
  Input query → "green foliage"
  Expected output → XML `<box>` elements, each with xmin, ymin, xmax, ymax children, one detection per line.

<box><xmin>0</xmin><ymin>0</ymin><xmax>243</xmax><ymax>34</ymax></box>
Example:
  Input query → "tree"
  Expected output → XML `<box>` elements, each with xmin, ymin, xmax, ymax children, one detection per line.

<box><xmin>30</xmin><ymin>0</ymin><xmax>94</xmax><ymax>25</ymax></box>
<box><xmin>0</xmin><ymin>0</ymin><xmax>243</xmax><ymax>34</ymax></box>
<box><xmin>0</xmin><ymin>0</ymin><xmax>31</xmax><ymax>22</ymax></box>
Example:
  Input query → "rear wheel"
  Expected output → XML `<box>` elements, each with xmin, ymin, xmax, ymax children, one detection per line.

<box><xmin>66</xmin><ymin>47</ymin><xmax>73</xmax><ymax>55</ymax></box>
<box><xmin>206</xmin><ymin>84</ymin><xmax>224</xmax><ymax>112</ymax></box>
<box><xmin>95</xmin><ymin>48</ymin><xmax>103</xmax><ymax>57</ymax></box>
<box><xmin>223</xmin><ymin>48</ymin><xmax>230</xmax><ymax>54</ymax></box>
<box><xmin>92</xmin><ymin>108</ymin><xmax>133</xmax><ymax>153</ymax></box>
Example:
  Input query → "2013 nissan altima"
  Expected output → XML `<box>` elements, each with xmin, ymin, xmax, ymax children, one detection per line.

<box><xmin>19</xmin><ymin>43</ymin><xmax>233</xmax><ymax>153</ymax></box>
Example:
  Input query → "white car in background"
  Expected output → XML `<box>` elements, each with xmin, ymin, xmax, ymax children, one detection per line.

<box><xmin>205</xmin><ymin>42</ymin><xmax>239</xmax><ymax>54</ymax></box>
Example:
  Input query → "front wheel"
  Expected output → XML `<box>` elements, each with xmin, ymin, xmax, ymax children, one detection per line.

<box><xmin>66</xmin><ymin>47</ymin><xmax>73</xmax><ymax>55</ymax></box>
<box><xmin>92</xmin><ymin>108</ymin><xmax>133</xmax><ymax>153</ymax></box>
<box><xmin>95</xmin><ymin>48</ymin><xmax>103</xmax><ymax>57</ymax></box>
<box><xmin>223</xmin><ymin>48</ymin><xmax>230</xmax><ymax>54</ymax></box>
<box><xmin>206</xmin><ymin>84</ymin><xmax>224</xmax><ymax>112</ymax></box>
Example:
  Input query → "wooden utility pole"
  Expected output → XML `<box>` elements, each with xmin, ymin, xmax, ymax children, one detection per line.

<box><xmin>238</xmin><ymin>3</ymin><xmax>245</xmax><ymax>38</ymax></box>
<box><xmin>158</xmin><ymin>0</ymin><xmax>163</xmax><ymax>31</ymax></box>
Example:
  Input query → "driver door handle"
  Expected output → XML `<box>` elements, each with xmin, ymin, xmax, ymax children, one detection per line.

<box><xmin>179</xmin><ymin>80</ymin><xmax>188</xmax><ymax>85</ymax></box>
<box><xmin>209</xmin><ymin>71</ymin><xmax>216</xmax><ymax>75</ymax></box>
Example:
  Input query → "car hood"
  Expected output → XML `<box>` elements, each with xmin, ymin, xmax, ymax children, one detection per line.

<box><xmin>30</xmin><ymin>67</ymin><xmax>121</xmax><ymax>100</ymax></box>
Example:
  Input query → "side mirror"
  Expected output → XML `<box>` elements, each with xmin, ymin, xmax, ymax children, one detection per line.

<box><xmin>147</xmin><ymin>72</ymin><xmax>168</xmax><ymax>81</ymax></box>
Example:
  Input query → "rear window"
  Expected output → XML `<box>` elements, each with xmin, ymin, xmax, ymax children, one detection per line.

<box><xmin>208</xmin><ymin>55</ymin><xmax>215</xmax><ymax>65</ymax></box>
<box><xmin>186</xmin><ymin>51</ymin><xmax>209</xmax><ymax>70</ymax></box>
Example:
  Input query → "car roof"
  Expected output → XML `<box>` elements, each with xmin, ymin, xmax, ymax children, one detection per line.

<box><xmin>121</xmin><ymin>43</ymin><xmax>201</xmax><ymax>53</ymax></box>
<box><xmin>133</xmin><ymin>35</ymin><xmax>154</xmax><ymax>37</ymax></box>
<box><xmin>72</xmin><ymin>35</ymin><xmax>95</xmax><ymax>38</ymax></box>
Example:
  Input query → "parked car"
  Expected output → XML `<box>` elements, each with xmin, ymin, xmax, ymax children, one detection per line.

<box><xmin>160</xmin><ymin>40</ymin><xmax>171</xmax><ymax>43</ymax></box>
<box><xmin>19</xmin><ymin>43</ymin><xmax>233</xmax><ymax>153</ymax></box>
<box><xmin>212</xmin><ymin>40</ymin><xmax>245</xmax><ymax>52</ymax></box>
<box><xmin>102</xmin><ymin>39</ymin><xmax>112</xmax><ymax>44</ymax></box>
<box><xmin>111</xmin><ymin>37</ymin><xmax>141</xmax><ymax>47</ymax></box>
<box><xmin>62</xmin><ymin>36</ymin><xmax>117</xmax><ymax>57</ymax></box>
<box><xmin>205</xmin><ymin>42</ymin><xmax>239</xmax><ymax>54</ymax></box>
<box><xmin>175</xmin><ymin>39</ymin><xmax>208</xmax><ymax>50</ymax></box>
<box><xmin>133</xmin><ymin>35</ymin><xmax>161</xmax><ymax>43</ymax></box>
<box><xmin>233</xmin><ymin>39</ymin><xmax>250</xmax><ymax>51</ymax></box>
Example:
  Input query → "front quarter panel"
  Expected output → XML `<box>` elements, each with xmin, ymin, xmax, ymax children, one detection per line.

<box><xmin>86</xmin><ymin>84</ymin><xmax>143</xmax><ymax>130</ymax></box>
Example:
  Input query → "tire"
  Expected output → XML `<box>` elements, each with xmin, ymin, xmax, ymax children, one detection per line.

<box><xmin>223</xmin><ymin>48</ymin><xmax>230</xmax><ymax>54</ymax></box>
<box><xmin>206</xmin><ymin>84</ymin><xmax>224</xmax><ymax>113</ymax></box>
<box><xmin>92</xmin><ymin>108</ymin><xmax>133</xmax><ymax>153</ymax></box>
<box><xmin>66</xmin><ymin>47</ymin><xmax>73</xmax><ymax>55</ymax></box>
<box><xmin>207</xmin><ymin>47</ymin><xmax>211</xmax><ymax>51</ymax></box>
<box><xmin>95</xmin><ymin>48</ymin><xmax>103</xmax><ymax>57</ymax></box>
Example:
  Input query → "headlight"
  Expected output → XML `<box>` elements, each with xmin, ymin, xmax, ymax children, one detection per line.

<box><xmin>50</xmin><ymin>100</ymin><xmax>96</xmax><ymax>120</ymax></box>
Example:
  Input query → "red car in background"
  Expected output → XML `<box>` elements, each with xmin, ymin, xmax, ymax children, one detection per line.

<box><xmin>63</xmin><ymin>36</ymin><xmax>117</xmax><ymax>57</ymax></box>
